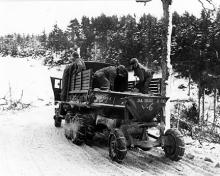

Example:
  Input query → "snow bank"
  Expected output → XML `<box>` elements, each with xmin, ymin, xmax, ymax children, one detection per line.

<box><xmin>0</xmin><ymin>56</ymin><xmax>59</xmax><ymax>106</ymax></box>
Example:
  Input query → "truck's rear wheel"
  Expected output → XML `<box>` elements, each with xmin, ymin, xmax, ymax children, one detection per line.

<box><xmin>163</xmin><ymin>128</ymin><xmax>185</xmax><ymax>161</ymax></box>
<box><xmin>54</xmin><ymin>115</ymin><xmax>61</xmax><ymax>127</ymax></box>
<box><xmin>109</xmin><ymin>129</ymin><xmax>127</xmax><ymax>163</ymax></box>
<box><xmin>64</xmin><ymin>113</ymin><xmax>72</xmax><ymax>139</ymax></box>
<box><xmin>83</xmin><ymin>114</ymin><xmax>96</xmax><ymax>144</ymax></box>
<box><xmin>70</xmin><ymin>114</ymin><xmax>86</xmax><ymax>145</ymax></box>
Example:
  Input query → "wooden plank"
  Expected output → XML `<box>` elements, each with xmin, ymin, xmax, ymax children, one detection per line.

<box><xmin>150</xmin><ymin>86</ymin><xmax>159</xmax><ymax>89</ymax></box>
<box><xmin>82</xmin><ymin>75</ymin><xmax>90</xmax><ymax>79</ymax></box>
<box><xmin>150</xmin><ymin>88</ymin><xmax>158</xmax><ymax>92</ymax></box>
<box><xmin>75</xmin><ymin>77</ymin><xmax>90</xmax><ymax>82</ymax></box>
<box><xmin>75</xmin><ymin>76</ymin><xmax>82</xmax><ymax>81</ymax></box>
<box><xmin>82</xmin><ymin>84</ymin><xmax>90</xmax><ymax>88</ymax></box>
<box><xmin>72</xmin><ymin>76</ymin><xmax>78</xmax><ymax>80</ymax></box>
<box><xmin>82</xmin><ymin>84</ymin><xmax>90</xmax><ymax>89</ymax></box>
<box><xmin>150</xmin><ymin>88</ymin><xmax>158</xmax><ymax>90</ymax></box>
<box><xmin>75</xmin><ymin>84</ymin><xmax>81</xmax><ymax>87</ymax></box>
<box><xmin>82</xmin><ymin>86</ymin><xmax>90</xmax><ymax>90</ymax></box>
<box><xmin>74</xmin><ymin>87</ymin><xmax>81</xmax><ymax>90</ymax></box>
<box><xmin>82</xmin><ymin>80</ymin><xmax>90</xmax><ymax>84</ymax></box>
<box><xmin>150</xmin><ymin>83</ymin><xmax>159</xmax><ymax>86</ymax></box>
<box><xmin>69</xmin><ymin>90</ymin><xmax>88</xmax><ymax>94</ymax></box>
<box><xmin>151</xmin><ymin>80</ymin><xmax>160</xmax><ymax>83</ymax></box>
<box><xmin>73</xmin><ymin>81</ymin><xmax>80</xmax><ymax>86</ymax></box>
<box><xmin>74</xmin><ymin>84</ymin><xmax>81</xmax><ymax>89</ymax></box>
<box><xmin>75</xmin><ymin>80</ymin><xmax>87</xmax><ymax>86</ymax></box>
<box><xmin>150</xmin><ymin>88</ymin><xmax>159</xmax><ymax>91</ymax></box>
<box><xmin>82</xmin><ymin>70</ymin><xmax>91</xmax><ymax>75</ymax></box>
<box><xmin>74</xmin><ymin>76</ymin><xmax>81</xmax><ymax>80</ymax></box>
<box><xmin>82</xmin><ymin>71</ymin><xmax>90</xmax><ymax>76</ymax></box>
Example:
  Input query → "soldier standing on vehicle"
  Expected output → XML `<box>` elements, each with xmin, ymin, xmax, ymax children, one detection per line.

<box><xmin>93</xmin><ymin>65</ymin><xmax>128</xmax><ymax>91</ymax></box>
<box><xmin>61</xmin><ymin>51</ymin><xmax>86</xmax><ymax>101</ymax></box>
<box><xmin>129</xmin><ymin>58</ymin><xmax>154</xmax><ymax>94</ymax></box>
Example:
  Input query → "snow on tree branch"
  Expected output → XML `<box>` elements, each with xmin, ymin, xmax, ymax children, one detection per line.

<box><xmin>198</xmin><ymin>0</ymin><xmax>216</xmax><ymax>13</ymax></box>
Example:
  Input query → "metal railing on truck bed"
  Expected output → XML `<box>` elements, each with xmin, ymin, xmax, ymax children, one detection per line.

<box><xmin>127</xmin><ymin>78</ymin><xmax>161</xmax><ymax>96</ymax></box>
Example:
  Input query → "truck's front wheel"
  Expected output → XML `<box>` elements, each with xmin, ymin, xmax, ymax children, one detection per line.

<box><xmin>163</xmin><ymin>128</ymin><xmax>185</xmax><ymax>161</ymax></box>
<box><xmin>109</xmin><ymin>129</ymin><xmax>127</xmax><ymax>163</ymax></box>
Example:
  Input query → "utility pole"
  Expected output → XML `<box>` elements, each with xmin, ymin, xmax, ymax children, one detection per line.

<box><xmin>94</xmin><ymin>28</ymin><xmax>97</xmax><ymax>61</ymax></box>
<box><xmin>136</xmin><ymin>0</ymin><xmax>173</xmax><ymax>130</ymax></box>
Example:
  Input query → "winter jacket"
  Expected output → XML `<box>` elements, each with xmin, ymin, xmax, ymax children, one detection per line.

<box><xmin>93</xmin><ymin>65</ymin><xmax>128</xmax><ymax>91</ymax></box>
<box><xmin>133</xmin><ymin>63</ymin><xmax>154</xmax><ymax>94</ymax></box>
<box><xmin>61</xmin><ymin>58</ymin><xmax>86</xmax><ymax>101</ymax></box>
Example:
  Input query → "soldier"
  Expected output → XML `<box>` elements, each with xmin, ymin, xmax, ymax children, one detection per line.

<box><xmin>61</xmin><ymin>51</ymin><xmax>86</xmax><ymax>101</ymax></box>
<box><xmin>129</xmin><ymin>58</ymin><xmax>154</xmax><ymax>94</ymax></box>
<box><xmin>93</xmin><ymin>65</ymin><xmax>128</xmax><ymax>91</ymax></box>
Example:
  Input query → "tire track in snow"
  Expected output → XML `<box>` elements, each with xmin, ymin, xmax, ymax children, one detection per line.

<box><xmin>0</xmin><ymin>107</ymin><xmax>219</xmax><ymax>176</ymax></box>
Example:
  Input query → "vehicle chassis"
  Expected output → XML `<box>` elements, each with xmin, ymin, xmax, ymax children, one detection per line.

<box><xmin>51</xmin><ymin>66</ymin><xmax>185</xmax><ymax>163</ymax></box>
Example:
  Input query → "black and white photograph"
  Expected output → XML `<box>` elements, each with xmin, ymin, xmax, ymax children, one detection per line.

<box><xmin>0</xmin><ymin>0</ymin><xmax>220</xmax><ymax>175</ymax></box>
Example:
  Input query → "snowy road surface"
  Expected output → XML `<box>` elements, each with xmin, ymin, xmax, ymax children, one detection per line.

<box><xmin>0</xmin><ymin>106</ymin><xmax>219</xmax><ymax>176</ymax></box>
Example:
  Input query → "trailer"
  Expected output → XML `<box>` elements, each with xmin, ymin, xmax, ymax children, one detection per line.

<box><xmin>50</xmin><ymin>61</ymin><xmax>185</xmax><ymax>163</ymax></box>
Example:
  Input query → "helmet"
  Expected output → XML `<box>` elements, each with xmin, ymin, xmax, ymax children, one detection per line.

<box><xmin>129</xmin><ymin>58</ymin><xmax>138</xmax><ymax>65</ymax></box>
<box><xmin>117</xmin><ymin>65</ymin><xmax>126</xmax><ymax>71</ymax></box>
<box><xmin>72</xmin><ymin>52</ymin><xmax>79</xmax><ymax>58</ymax></box>
<box><xmin>117</xmin><ymin>65</ymin><xmax>127</xmax><ymax>77</ymax></box>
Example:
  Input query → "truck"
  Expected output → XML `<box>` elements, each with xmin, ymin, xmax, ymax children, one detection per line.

<box><xmin>50</xmin><ymin>61</ymin><xmax>185</xmax><ymax>163</ymax></box>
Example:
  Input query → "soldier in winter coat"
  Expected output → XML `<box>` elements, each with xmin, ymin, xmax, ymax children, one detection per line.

<box><xmin>61</xmin><ymin>52</ymin><xmax>86</xmax><ymax>101</ymax></box>
<box><xmin>93</xmin><ymin>65</ymin><xmax>128</xmax><ymax>91</ymax></box>
<box><xmin>129</xmin><ymin>58</ymin><xmax>154</xmax><ymax>94</ymax></box>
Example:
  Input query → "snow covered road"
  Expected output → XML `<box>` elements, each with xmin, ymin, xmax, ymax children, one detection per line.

<box><xmin>0</xmin><ymin>106</ymin><xmax>219</xmax><ymax>176</ymax></box>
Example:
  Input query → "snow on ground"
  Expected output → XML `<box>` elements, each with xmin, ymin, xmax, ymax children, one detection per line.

<box><xmin>0</xmin><ymin>56</ymin><xmax>64</xmax><ymax>107</ymax></box>
<box><xmin>0</xmin><ymin>56</ymin><xmax>220</xmax><ymax>176</ymax></box>
<box><xmin>0</xmin><ymin>105</ymin><xmax>219</xmax><ymax>176</ymax></box>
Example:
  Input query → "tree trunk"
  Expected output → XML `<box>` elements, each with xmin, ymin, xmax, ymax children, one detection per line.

<box><xmin>202</xmin><ymin>88</ymin><xmax>205</xmax><ymax>122</ymax></box>
<box><xmin>213</xmin><ymin>88</ymin><xmax>217</xmax><ymax>129</ymax></box>
<box><xmin>198</xmin><ymin>81</ymin><xmax>201</xmax><ymax>123</ymax></box>
<box><xmin>188</xmin><ymin>72</ymin><xmax>191</xmax><ymax>96</ymax></box>
<box><xmin>161</xmin><ymin>0</ymin><xmax>173</xmax><ymax>130</ymax></box>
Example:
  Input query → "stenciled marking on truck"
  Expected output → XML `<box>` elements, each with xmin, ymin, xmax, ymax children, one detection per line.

<box><xmin>137</xmin><ymin>98</ymin><xmax>153</xmax><ymax>103</ymax></box>
<box><xmin>141</xmin><ymin>102</ymin><xmax>154</xmax><ymax>111</ymax></box>
<box><xmin>94</xmin><ymin>93</ymin><xmax>125</xmax><ymax>105</ymax></box>
<box><xmin>137</xmin><ymin>98</ymin><xmax>166</xmax><ymax>104</ymax></box>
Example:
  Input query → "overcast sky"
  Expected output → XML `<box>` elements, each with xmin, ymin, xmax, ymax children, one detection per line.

<box><xmin>0</xmin><ymin>0</ymin><xmax>219</xmax><ymax>35</ymax></box>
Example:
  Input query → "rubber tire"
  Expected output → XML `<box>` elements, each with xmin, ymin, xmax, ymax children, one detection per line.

<box><xmin>54</xmin><ymin>116</ymin><xmax>61</xmax><ymax>127</ymax></box>
<box><xmin>71</xmin><ymin>116</ymin><xmax>86</xmax><ymax>145</ymax></box>
<box><xmin>109</xmin><ymin>129</ymin><xmax>127</xmax><ymax>163</ymax></box>
<box><xmin>64</xmin><ymin>112</ymin><xmax>73</xmax><ymax>139</ymax></box>
<box><xmin>64</xmin><ymin>129</ymin><xmax>71</xmax><ymax>139</ymax></box>
<box><xmin>83</xmin><ymin>114</ymin><xmax>96</xmax><ymax>144</ymax></box>
<box><xmin>163</xmin><ymin>128</ymin><xmax>185</xmax><ymax>161</ymax></box>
